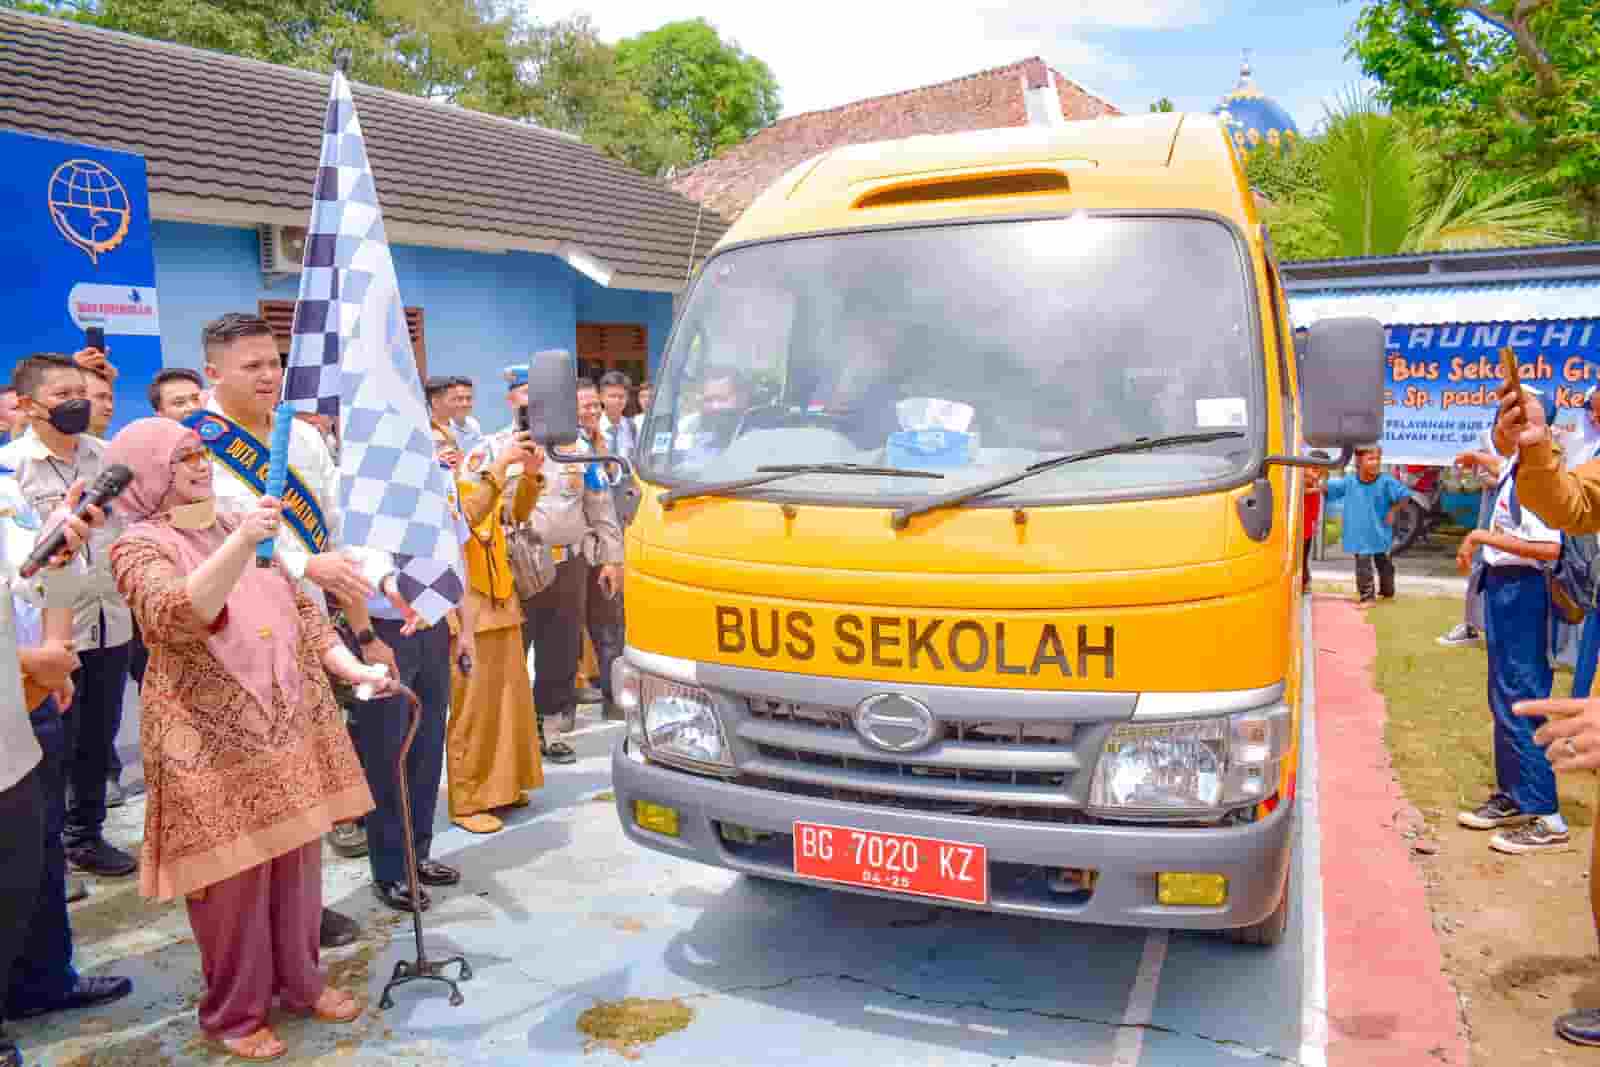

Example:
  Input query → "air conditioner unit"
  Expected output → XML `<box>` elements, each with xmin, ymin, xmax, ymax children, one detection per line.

<box><xmin>258</xmin><ymin>224</ymin><xmax>308</xmax><ymax>275</ymax></box>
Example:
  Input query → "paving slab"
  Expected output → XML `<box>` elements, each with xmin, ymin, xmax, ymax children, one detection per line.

<box><xmin>25</xmin><ymin>617</ymin><xmax>1343</xmax><ymax>1066</ymax></box>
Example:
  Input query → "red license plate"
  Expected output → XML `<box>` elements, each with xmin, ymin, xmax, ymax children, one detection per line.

<box><xmin>792</xmin><ymin>821</ymin><xmax>988</xmax><ymax>905</ymax></box>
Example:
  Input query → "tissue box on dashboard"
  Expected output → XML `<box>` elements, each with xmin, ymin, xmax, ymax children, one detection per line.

<box><xmin>886</xmin><ymin>429</ymin><xmax>977</xmax><ymax>470</ymax></box>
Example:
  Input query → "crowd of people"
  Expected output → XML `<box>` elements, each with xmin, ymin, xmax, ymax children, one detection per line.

<box><xmin>1302</xmin><ymin>381</ymin><xmax>1600</xmax><ymax>1048</ymax></box>
<box><xmin>0</xmin><ymin>316</ymin><xmax>649</xmax><ymax>1063</ymax></box>
<box><xmin>14</xmin><ymin>323</ymin><xmax>1600</xmax><ymax>1056</ymax></box>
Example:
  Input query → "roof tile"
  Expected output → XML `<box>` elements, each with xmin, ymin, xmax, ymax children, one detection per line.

<box><xmin>0</xmin><ymin>10</ymin><xmax>726</xmax><ymax>288</ymax></box>
<box><xmin>670</xmin><ymin>57</ymin><xmax>1120</xmax><ymax>222</ymax></box>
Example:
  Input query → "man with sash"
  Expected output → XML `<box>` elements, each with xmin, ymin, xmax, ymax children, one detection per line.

<box><xmin>189</xmin><ymin>313</ymin><xmax>399</xmax><ymax>948</ymax></box>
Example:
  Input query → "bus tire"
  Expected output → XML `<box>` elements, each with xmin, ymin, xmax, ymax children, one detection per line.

<box><xmin>1224</xmin><ymin>880</ymin><xmax>1290</xmax><ymax>947</ymax></box>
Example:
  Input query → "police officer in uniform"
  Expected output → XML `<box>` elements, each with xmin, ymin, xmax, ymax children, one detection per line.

<box><xmin>480</xmin><ymin>364</ymin><xmax>622</xmax><ymax>763</ymax></box>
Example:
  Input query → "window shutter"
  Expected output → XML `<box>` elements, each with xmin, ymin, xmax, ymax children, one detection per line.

<box><xmin>258</xmin><ymin>299</ymin><xmax>427</xmax><ymax>380</ymax></box>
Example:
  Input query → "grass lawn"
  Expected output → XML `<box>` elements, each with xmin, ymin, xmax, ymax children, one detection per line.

<box><xmin>1369</xmin><ymin>595</ymin><xmax>1593</xmax><ymax>830</ymax></box>
<box><xmin>1364</xmin><ymin>593</ymin><xmax>1600</xmax><ymax>1066</ymax></box>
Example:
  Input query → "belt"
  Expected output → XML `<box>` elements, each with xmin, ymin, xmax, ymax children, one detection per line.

<box><xmin>1484</xmin><ymin>563</ymin><xmax>1541</xmax><ymax>574</ymax></box>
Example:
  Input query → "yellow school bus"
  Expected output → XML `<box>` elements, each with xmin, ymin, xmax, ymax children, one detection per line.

<box><xmin>610</xmin><ymin>113</ymin><xmax>1383</xmax><ymax>944</ymax></box>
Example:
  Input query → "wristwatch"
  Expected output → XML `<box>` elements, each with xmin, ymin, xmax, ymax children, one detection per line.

<box><xmin>354</xmin><ymin>628</ymin><xmax>377</xmax><ymax>647</ymax></box>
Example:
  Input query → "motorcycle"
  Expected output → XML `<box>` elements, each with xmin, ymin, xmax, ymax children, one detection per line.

<box><xmin>1389</xmin><ymin>463</ymin><xmax>1486</xmax><ymax>556</ymax></box>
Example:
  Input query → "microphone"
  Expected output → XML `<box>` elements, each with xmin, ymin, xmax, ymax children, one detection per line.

<box><xmin>19</xmin><ymin>463</ymin><xmax>133</xmax><ymax>579</ymax></box>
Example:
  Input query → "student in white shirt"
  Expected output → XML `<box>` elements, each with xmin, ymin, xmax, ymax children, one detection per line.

<box><xmin>1455</xmin><ymin>389</ymin><xmax>1567</xmax><ymax>854</ymax></box>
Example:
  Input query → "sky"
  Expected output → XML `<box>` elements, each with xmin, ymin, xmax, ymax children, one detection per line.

<box><xmin>538</xmin><ymin>0</ymin><xmax>1370</xmax><ymax>136</ymax></box>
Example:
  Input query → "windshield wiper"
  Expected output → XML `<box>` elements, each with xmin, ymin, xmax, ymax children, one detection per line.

<box><xmin>890</xmin><ymin>431</ymin><xmax>1247</xmax><ymax>528</ymax></box>
<box><xmin>660</xmin><ymin>463</ymin><xmax>944</xmax><ymax>509</ymax></box>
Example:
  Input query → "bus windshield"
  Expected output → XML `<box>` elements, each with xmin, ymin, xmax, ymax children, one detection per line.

<box><xmin>637</xmin><ymin>214</ymin><xmax>1264</xmax><ymax>505</ymax></box>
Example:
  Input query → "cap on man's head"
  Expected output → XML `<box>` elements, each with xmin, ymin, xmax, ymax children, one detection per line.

<box><xmin>503</xmin><ymin>364</ymin><xmax>528</xmax><ymax>390</ymax></box>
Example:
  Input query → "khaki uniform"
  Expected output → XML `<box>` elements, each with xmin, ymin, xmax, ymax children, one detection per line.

<box><xmin>1514</xmin><ymin>435</ymin><xmax>1600</xmax><ymax>930</ymax></box>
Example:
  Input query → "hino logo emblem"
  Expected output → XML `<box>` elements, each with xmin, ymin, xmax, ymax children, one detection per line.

<box><xmin>853</xmin><ymin>694</ymin><xmax>938</xmax><ymax>753</ymax></box>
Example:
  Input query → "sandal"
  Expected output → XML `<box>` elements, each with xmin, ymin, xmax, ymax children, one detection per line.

<box><xmin>542</xmin><ymin>740</ymin><xmax>577</xmax><ymax>764</ymax></box>
<box><xmin>308</xmin><ymin>987</ymin><xmax>363</xmax><ymax>1024</ymax></box>
<box><xmin>215</xmin><ymin>1027</ymin><xmax>287</xmax><ymax>1062</ymax></box>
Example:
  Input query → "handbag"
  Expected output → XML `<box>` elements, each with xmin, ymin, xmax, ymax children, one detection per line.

<box><xmin>505</xmin><ymin>519</ymin><xmax>555</xmax><ymax>600</ymax></box>
<box><xmin>1549</xmin><ymin>533</ymin><xmax>1599</xmax><ymax>624</ymax></box>
<box><xmin>1505</xmin><ymin>464</ymin><xmax>1597</xmax><ymax>623</ymax></box>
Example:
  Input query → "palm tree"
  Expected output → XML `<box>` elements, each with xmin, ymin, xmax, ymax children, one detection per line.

<box><xmin>1262</xmin><ymin>90</ymin><xmax>1575</xmax><ymax>259</ymax></box>
<box><xmin>1406</xmin><ymin>173</ymin><xmax>1573</xmax><ymax>251</ymax></box>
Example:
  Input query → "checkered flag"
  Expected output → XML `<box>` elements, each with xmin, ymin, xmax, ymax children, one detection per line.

<box><xmin>281</xmin><ymin>71</ymin><xmax>463</xmax><ymax>625</ymax></box>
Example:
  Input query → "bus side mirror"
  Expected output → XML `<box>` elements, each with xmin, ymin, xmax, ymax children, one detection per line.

<box><xmin>1300</xmin><ymin>316</ymin><xmax>1385</xmax><ymax>449</ymax></box>
<box><xmin>523</xmin><ymin>348</ymin><xmax>580</xmax><ymax>448</ymax></box>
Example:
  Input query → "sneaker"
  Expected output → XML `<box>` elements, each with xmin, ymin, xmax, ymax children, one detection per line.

<box><xmin>319</xmin><ymin>907</ymin><xmax>361</xmax><ymax>948</ymax></box>
<box><xmin>1556</xmin><ymin>1007</ymin><xmax>1600</xmax><ymax>1046</ymax></box>
<box><xmin>66</xmin><ymin>838</ymin><xmax>137</xmax><ymax>878</ymax></box>
<box><xmin>105</xmin><ymin>779</ymin><xmax>126</xmax><ymax>809</ymax></box>
<box><xmin>327</xmin><ymin>821</ymin><xmax>368</xmax><ymax>859</ymax></box>
<box><xmin>1458</xmin><ymin>793</ymin><xmax>1531</xmax><ymax>830</ymax></box>
<box><xmin>1491</xmin><ymin>817</ymin><xmax>1572</xmax><ymax>854</ymax></box>
<box><xmin>1436</xmin><ymin>623</ymin><xmax>1482</xmax><ymax>648</ymax></box>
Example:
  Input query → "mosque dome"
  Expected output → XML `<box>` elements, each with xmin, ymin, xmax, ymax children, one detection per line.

<box><xmin>1213</xmin><ymin>52</ymin><xmax>1299</xmax><ymax>154</ymax></box>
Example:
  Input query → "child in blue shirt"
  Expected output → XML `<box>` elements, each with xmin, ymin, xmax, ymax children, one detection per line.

<box><xmin>1323</xmin><ymin>445</ymin><xmax>1414</xmax><ymax>605</ymax></box>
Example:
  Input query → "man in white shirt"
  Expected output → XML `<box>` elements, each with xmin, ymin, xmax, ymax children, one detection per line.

<box><xmin>0</xmin><ymin>471</ymin><xmax>131</xmax><ymax>1066</ymax></box>
<box><xmin>84</xmin><ymin>370</ymin><xmax>114</xmax><ymax>441</ymax></box>
<box><xmin>428</xmin><ymin>376</ymin><xmax>483</xmax><ymax>457</ymax></box>
<box><xmin>633</xmin><ymin>381</ymin><xmax>652</xmax><ymax>440</ymax></box>
<box><xmin>0</xmin><ymin>355</ymin><xmax>136</xmax><ymax>879</ymax></box>
<box><xmin>597</xmin><ymin>370</ymin><xmax>639</xmax><ymax>463</ymax></box>
<box><xmin>192</xmin><ymin>313</ymin><xmax>399</xmax><ymax>948</ymax></box>
<box><xmin>0</xmin><ymin>387</ymin><xmax>18</xmax><ymax>448</ymax></box>
<box><xmin>1455</xmin><ymin>388</ymin><xmax>1567</xmax><ymax>855</ymax></box>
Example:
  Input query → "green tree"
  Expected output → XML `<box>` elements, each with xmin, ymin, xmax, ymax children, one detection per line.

<box><xmin>1258</xmin><ymin>91</ymin><xmax>1574</xmax><ymax>260</ymax></box>
<box><xmin>1149</xmin><ymin>97</ymin><xmax>1175</xmax><ymax>113</ymax></box>
<box><xmin>8</xmin><ymin>0</ymin><xmax>536</xmax><ymax>113</ymax></box>
<box><xmin>522</xmin><ymin>15</ymin><xmax>694</xmax><ymax>176</ymax></box>
<box><xmin>615</xmin><ymin>18</ymin><xmax>780</xmax><ymax>164</ymax></box>
<box><xmin>1351</xmin><ymin>0</ymin><xmax>1600</xmax><ymax>233</ymax></box>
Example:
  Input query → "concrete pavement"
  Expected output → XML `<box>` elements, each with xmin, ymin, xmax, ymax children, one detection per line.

<box><xmin>15</xmin><ymin>598</ymin><xmax>1455</xmax><ymax>1066</ymax></box>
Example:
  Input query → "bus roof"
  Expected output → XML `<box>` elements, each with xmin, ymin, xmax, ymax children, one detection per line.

<box><xmin>717</xmin><ymin>113</ymin><xmax>1259</xmax><ymax>249</ymax></box>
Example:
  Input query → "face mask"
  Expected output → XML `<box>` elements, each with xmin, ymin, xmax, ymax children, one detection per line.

<box><xmin>168</xmin><ymin>499</ymin><xmax>217</xmax><ymax>530</ymax></box>
<box><xmin>42</xmin><ymin>399</ymin><xmax>92</xmax><ymax>436</ymax></box>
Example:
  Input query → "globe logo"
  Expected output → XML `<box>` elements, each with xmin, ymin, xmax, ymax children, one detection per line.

<box><xmin>48</xmin><ymin>159</ymin><xmax>131</xmax><ymax>265</ymax></box>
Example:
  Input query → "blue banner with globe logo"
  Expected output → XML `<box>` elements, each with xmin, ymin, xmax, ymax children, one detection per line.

<box><xmin>0</xmin><ymin>129</ymin><xmax>161</xmax><ymax>437</ymax></box>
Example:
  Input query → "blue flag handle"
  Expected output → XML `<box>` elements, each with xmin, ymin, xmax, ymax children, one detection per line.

<box><xmin>257</xmin><ymin>402</ymin><xmax>296</xmax><ymax>568</ymax></box>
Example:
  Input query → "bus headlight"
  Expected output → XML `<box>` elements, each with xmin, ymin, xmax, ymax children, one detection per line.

<box><xmin>640</xmin><ymin>676</ymin><xmax>731</xmax><ymax>769</ymax></box>
<box><xmin>1089</xmin><ymin>705</ymin><xmax>1291</xmax><ymax>816</ymax></box>
<box><xmin>612</xmin><ymin>658</ymin><xmax>645</xmax><ymax>747</ymax></box>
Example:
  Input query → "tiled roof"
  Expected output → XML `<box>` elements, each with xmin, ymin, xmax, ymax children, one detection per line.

<box><xmin>1288</xmin><ymin>278</ymin><xmax>1600</xmax><ymax>327</ymax></box>
<box><xmin>0</xmin><ymin>10</ymin><xmax>727</xmax><ymax>291</ymax></box>
<box><xmin>670</xmin><ymin>57</ymin><xmax>1121</xmax><ymax>222</ymax></box>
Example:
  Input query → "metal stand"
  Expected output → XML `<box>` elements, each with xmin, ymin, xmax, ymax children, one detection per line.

<box><xmin>378</xmin><ymin>682</ymin><xmax>472</xmax><ymax>1009</ymax></box>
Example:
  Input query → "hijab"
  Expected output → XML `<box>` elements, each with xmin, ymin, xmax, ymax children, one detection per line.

<box><xmin>106</xmin><ymin>418</ymin><xmax>302</xmax><ymax>722</ymax></box>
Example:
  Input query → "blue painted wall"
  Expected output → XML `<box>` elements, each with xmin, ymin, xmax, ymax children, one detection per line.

<box><xmin>150</xmin><ymin>219</ymin><xmax>672</xmax><ymax>426</ymax></box>
<box><xmin>575</xmin><ymin>274</ymin><xmax>676</xmax><ymax>381</ymax></box>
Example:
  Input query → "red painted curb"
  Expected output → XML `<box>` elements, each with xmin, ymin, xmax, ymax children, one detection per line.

<box><xmin>1314</xmin><ymin>597</ymin><xmax>1469</xmax><ymax>1067</ymax></box>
